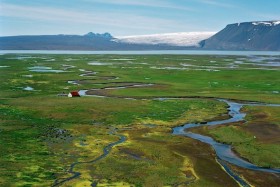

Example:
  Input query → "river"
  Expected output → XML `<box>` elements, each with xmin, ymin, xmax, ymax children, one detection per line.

<box><xmin>75</xmin><ymin>81</ymin><xmax>280</xmax><ymax>186</ymax></box>
<box><xmin>173</xmin><ymin>99</ymin><xmax>280</xmax><ymax>186</ymax></box>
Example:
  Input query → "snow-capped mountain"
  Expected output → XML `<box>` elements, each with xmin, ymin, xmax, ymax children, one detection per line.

<box><xmin>252</xmin><ymin>21</ymin><xmax>280</xmax><ymax>26</ymax></box>
<box><xmin>201</xmin><ymin>20</ymin><xmax>280</xmax><ymax>51</ymax></box>
<box><xmin>1</xmin><ymin>20</ymin><xmax>279</xmax><ymax>51</ymax></box>
<box><xmin>114</xmin><ymin>32</ymin><xmax>215</xmax><ymax>47</ymax></box>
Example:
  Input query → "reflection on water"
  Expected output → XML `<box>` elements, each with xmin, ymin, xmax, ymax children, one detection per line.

<box><xmin>173</xmin><ymin>100</ymin><xmax>280</xmax><ymax>174</ymax></box>
<box><xmin>28</xmin><ymin>66</ymin><xmax>66</xmax><ymax>73</ymax></box>
<box><xmin>23</xmin><ymin>86</ymin><xmax>34</xmax><ymax>91</ymax></box>
<box><xmin>88</xmin><ymin>62</ymin><xmax>113</xmax><ymax>66</ymax></box>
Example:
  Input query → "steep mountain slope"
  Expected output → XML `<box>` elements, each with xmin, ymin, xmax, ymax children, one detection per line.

<box><xmin>200</xmin><ymin>21</ymin><xmax>280</xmax><ymax>51</ymax></box>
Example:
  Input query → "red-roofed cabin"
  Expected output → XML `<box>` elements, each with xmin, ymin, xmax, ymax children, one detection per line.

<box><xmin>68</xmin><ymin>91</ymin><xmax>80</xmax><ymax>97</ymax></box>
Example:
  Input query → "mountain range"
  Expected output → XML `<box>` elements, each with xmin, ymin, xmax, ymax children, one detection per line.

<box><xmin>0</xmin><ymin>21</ymin><xmax>279</xmax><ymax>51</ymax></box>
<box><xmin>0</xmin><ymin>32</ymin><xmax>193</xmax><ymax>50</ymax></box>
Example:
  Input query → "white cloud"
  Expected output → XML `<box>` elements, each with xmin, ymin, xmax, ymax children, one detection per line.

<box><xmin>1</xmin><ymin>4</ymin><xmax>93</xmax><ymax>23</ymax></box>
<box><xmin>195</xmin><ymin>0</ymin><xmax>235</xmax><ymax>8</ymax></box>
<box><xmin>82</xmin><ymin>0</ymin><xmax>195</xmax><ymax>11</ymax></box>
<box><xmin>0</xmin><ymin>3</ymin><xmax>190</xmax><ymax>34</ymax></box>
<box><xmin>245</xmin><ymin>11</ymin><xmax>280</xmax><ymax>21</ymax></box>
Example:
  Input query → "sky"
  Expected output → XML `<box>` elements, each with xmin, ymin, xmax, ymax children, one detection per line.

<box><xmin>0</xmin><ymin>0</ymin><xmax>279</xmax><ymax>36</ymax></box>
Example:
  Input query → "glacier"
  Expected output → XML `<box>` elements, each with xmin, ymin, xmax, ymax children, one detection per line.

<box><xmin>113</xmin><ymin>32</ymin><xmax>215</xmax><ymax>47</ymax></box>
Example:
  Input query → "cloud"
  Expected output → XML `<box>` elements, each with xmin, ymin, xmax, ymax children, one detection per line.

<box><xmin>195</xmin><ymin>0</ymin><xmax>235</xmax><ymax>8</ymax></box>
<box><xmin>244</xmin><ymin>12</ymin><xmax>280</xmax><ymax>21</ymax></box>
<box><xmin>0</xmin><ymin>3</ymin><xmax>188</xmax><ymax>33</ymax></box>
<box><xmin>82</xmin><ymin>0</ymin><xmax>195</xmax><ymax>11</ymax></box>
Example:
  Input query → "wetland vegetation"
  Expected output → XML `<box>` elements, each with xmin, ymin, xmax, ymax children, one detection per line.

<box><xmin>0</xmin><ymin>53</ymin><xmax>279</xmax><ymax>186</ymax></box>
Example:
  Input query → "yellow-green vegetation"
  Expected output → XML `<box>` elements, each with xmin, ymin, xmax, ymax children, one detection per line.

<box><xmin>208</xmin><ymin>105</ymin><xmax>280</xmax><ymax>168</ymax></box>
<box><xmin>0</xmin><ymin>54</ymin><xmax>279</xmax><ymax>186</ymax></box>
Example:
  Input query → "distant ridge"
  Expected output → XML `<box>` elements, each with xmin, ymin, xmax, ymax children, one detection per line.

<box><xmin>1</xmin><ymin>21</ymin><xmax>280</xmax><ymax>51</ymax></box>
<box><xmin>200</xmin><ymin>21</ymin><xmax>280</xmax><ymax>51</ymax></box>
<box><xmin>0</xmin><ymin>32</ymin><xmax>196</xmax><ymax>50</ymax></box>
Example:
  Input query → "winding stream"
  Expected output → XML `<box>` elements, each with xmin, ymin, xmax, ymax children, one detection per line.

<box><xmin>64</xmin><ymin>77</ymin><xmax>280</xmax><ymax>186</ymax></box>
<box><xmin>52</xmin><ymin>129</ymin><xmax>126</xmax><ymax>187</ymax></box>
<box><xmin>173</xmin><ymin>99</ymin><xmax>280</xmax><ymax>186</ymax></box>
<box><xmin>173</xmin><ymin>99</ymin><xmax>280</xmax><ymax>174</ymax></box>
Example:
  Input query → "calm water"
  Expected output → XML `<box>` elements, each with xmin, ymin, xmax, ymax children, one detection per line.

<box><xmin>1</xmin><ymin>50</ymin><xmax>280</xmax><ymax>55</ymax></box>
<box><xmin>172</xmin><ymin>99</ymin><xmax>280</xmax><ymax>174</ymax></box>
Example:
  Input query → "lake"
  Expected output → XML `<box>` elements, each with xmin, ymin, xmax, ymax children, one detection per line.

<box><xmin>1</xmin><ymin>50</ymin><xmax>280</xmax><ymax>55</ymax></box>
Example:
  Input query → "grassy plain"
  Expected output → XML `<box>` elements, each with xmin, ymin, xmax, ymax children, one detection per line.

<box><xmin>0</xmin><ymin>54</ymin><xmax>279</xmax><ymax>186</ymax></box>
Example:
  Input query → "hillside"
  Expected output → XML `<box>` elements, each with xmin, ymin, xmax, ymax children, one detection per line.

<box><xmin>200</xmin><ymin>21</ymin><xmax>280</xmax><ymax>51</ymax></box>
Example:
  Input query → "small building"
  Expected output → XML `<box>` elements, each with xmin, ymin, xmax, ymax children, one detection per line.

<box><xmin>68</xmin><ymin>91</ymin><xmax>80</xmax><ymax>97</ymax></box>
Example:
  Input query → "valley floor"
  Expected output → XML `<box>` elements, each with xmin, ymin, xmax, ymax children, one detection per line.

<box><xmin>0</xmin><ymin>54</ymin><xmax>279</xmax><ymax>186</ymax></box>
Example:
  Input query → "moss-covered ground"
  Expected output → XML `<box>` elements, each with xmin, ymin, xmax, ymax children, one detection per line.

<box><xmin>0</xmin><ymin>54</ymin><xmax>279</xmax><ymax>186</ymax></box>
